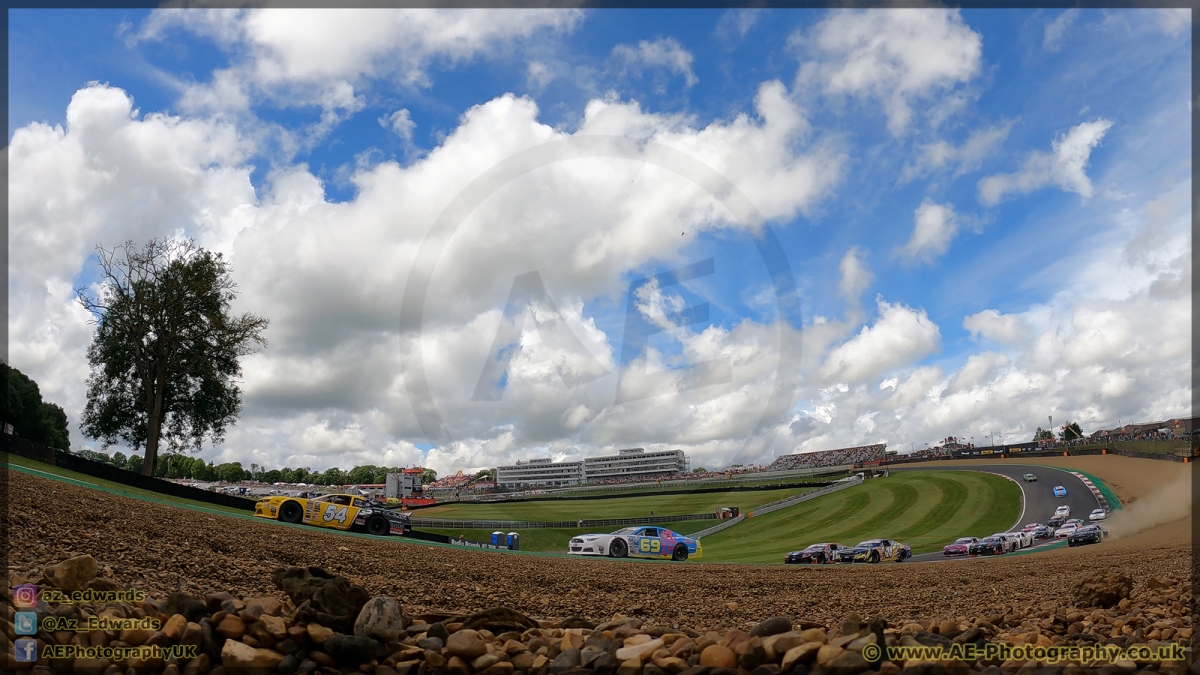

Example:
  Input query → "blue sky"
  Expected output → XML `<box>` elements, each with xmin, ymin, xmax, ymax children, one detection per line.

<box><xmin>8</xmin><ymin>8</ymin><xmax>1192</xmax><ymax>474</ymax></box>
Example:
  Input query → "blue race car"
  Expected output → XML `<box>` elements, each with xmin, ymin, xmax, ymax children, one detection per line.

<box><xmin>1053</xmin><ymin>486</ymin><xmax>1067</xmax><ymax>497</ymax></box>
<box><xmin>568</xmin><ymin>526</ymin><xmax>702</xmax><ymax>561</ymax></box>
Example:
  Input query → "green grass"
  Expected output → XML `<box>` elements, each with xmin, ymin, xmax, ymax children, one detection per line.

<box><xmin>699</xmin><ymin>471</ymin><xmax>1021</xmax><ymax>562</ymax></box>
<box><xmin>417</xmin><ymin>486</ymin><xmax>815</xmax><ymax>521</ymax></box>
<box><xmin>423</xmin><ymin>519</ymin><xmax>712</xmax><ymax>553</ymax></box>
<box><xmin>2</xmin><ymin>452</ymin><xmax>252</xmax><ymax>516</ymax></box>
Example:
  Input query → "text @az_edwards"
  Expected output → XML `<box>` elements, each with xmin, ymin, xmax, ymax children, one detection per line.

<box><xmin>862</xmin><ymin>643</ymin><xmax>1185</xmax><ymax>665</ymax></box>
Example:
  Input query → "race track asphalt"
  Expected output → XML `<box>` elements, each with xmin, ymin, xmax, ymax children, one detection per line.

<box><xmin>891</xmin><ymin>463</ymin><xmax>1103</xmax><ymax>563</ymax></box>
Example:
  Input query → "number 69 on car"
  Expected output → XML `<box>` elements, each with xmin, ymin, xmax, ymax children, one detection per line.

<box><xmin>568</xmin><ymin>526</ymin><xmax>702</xmax><ymax>561</ymax></box>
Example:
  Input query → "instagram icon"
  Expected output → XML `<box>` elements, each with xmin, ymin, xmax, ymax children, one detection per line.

<box><xmin>13</xmin><ymin>585</ymin><xmax>37</xmax><ymax>607</ymax></box>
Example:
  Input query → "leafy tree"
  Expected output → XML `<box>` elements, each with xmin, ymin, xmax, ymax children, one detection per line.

<box><xmin>2</xmin><ymin>362</ymin><xmax>71</xmax><ymax>450</ymax></box>
<box><xmin>472</xmin><ymin>468</ymin><xmax>497</xmax><ymax>482</ymax></box>
<box><xmin>113</xmin><ymin>451</ymin><xmax>128</xmax><ymax>467</ymax></box>
<box><xmin>1033</xmin><ymin>427</ymin><xmax>1055</xmax><ymax>441</ymax></box>
<box><xmin>348</xmin><ymin>465</ymin><xmax>380</xmax><ymax>485</ymax></box>
<box><xmin>261</xmin><ymin>469</ymin><xmax>283</xmax><ymax>483</ymax></box>
<box><xmin>214</xmin><ymin>462</ymin><xmax>248</xmax><ymax>483</ymax></box>
<box><xmin>422</xmin><ymin>468</ymin><xmax>438</xmax><ymax>484</ymax></box>
<box><xmin>692</xmin><ymin>467</ymin><xmax>707</xmax><ymax>473</ymax></box>
<box><xmin>76</xmin><ymin>239</ymin><xmax>269</xmax><ymax>477</ymax></box>
<box><xmin>1059</xmin><ymin>422</ymin><xmax>1083</xmax><ymax>441</ymax></box>
<box><xmin>126</xmin><ymin>454</ymin><xmax>143</xmax><ymax>473</ymax></box>
<box><xmin>321</xmin><ymin>467</ymin><xmax>347</xmax><ymax>486</ymax></box>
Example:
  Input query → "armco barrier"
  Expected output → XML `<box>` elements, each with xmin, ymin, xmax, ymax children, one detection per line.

<box><xmin>411</xmin><ymin>512</ymin><xmax>717</xmax><ymax>530</ymax></box>
<box><xmin>3</xmin><ymin>436</ymin><xmax>258</xmax><ymax>511</ymax></box>
<box><xmin>690</xmin><ymin>515</ymin><xmax>745</xmax><ymax>539</ymax></box>
<box><xmin>749</xmin><ymin>476</ymin><xmax>865</xmax><ymax>518</ymax></box>
<box><xmin>692</xmin><ymin>476</ymin><xmax>865</xmax><ymax>539</ymax></box>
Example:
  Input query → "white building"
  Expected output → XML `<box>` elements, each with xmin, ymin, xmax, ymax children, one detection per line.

<box><xmin>495</xmin><ymin>458</ymin><xmax>585</xmax><ymax>487</ymax></box>
<box><xmin>495</xmin><ymin>448</ymin><xmax>688</xmax><ymax>487</ymax></box>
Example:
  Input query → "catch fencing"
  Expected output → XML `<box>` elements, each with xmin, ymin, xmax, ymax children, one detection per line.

<box><xmin>691</xmin><ymin>476</ymin><xmax>866</xmax><ymax>539</ymax></box>
<box><xmin>411</xmin><ymin>512</ymin><xmax>718</xmax><ymax>530</ymax></box>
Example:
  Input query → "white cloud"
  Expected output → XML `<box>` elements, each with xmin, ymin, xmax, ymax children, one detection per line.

<box><xmin>11</xmin><ymin>78</ymin><xmax>848</xmax><ymax>471</ymax></box>
<box><xmin>1044</xmin><ymin>9</ymin><xmax>1080</xmax><ymax>52</ymax></box>
<box><xmin>898</xmin><ymin>198</ymin><xmax>959</xmax><ymax>264</ymax></box>
<box><xmin>819</xmin><ymin>299</ymin><xmax>942</xmax><ymax>384</ymax></box>
<box><xmin>136</xmin><ymin>8</ymin><xmax>582</xmax><ymax>138</ymax></box>
<box><xmin>899</xmin><ymin>121</ymin><xmax>1012</xmax><ymax>183</ymax></box>
<box><xmin>379</xmin><ymin>108</ymin><xmax>415</xmax><ymax>141</ymax></box>
<box><xmin>1157</xmin><ymin>8</ymin><xmax>1190</xmax><ymax>37</ymax></box>
<box><xmin>978</xmin><ymin>119</ymin><xmax>1113</xmax><ymax>206</ymax></box>
<box><xmin>794</xmin><ymin>9</ymin><xmax>982</xmax><ymax>135</ymax></box>
<box><xmin>526</xmin><ymin>61</ymin><xmax>555</xmax><ymax>89</ymax></box>
<box><xmin>963</xmin><ymin>309</ymin><xmax>1027</xmax><ymax>344</ymax></box>
<box><xmin>611</xmin><ymin>38</ymin><xmax>698</xmax><ymax>87</ymax></box>
<box><xmin>716</xmin><ymin>9</ymin><xmax>761</xmax><ymax>41</ymax></box>
<box><xmin>837</xmin><ymin>247</ymin><xmax>873</xmax><ymax>304</ymax></box>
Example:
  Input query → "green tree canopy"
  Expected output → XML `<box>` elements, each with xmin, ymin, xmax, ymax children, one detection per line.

<box><xmin>1059</xmin><ymin>422</ymin><xmax>1084</xmax><ymax>441</ymax></box>
<box><xmin>1033</xmin><ymin>427</ymin><xmax>1055</xmax><ymax>441</ymax></box>
<box><xmin>422</xmin><ymin>468</ymin><xmax>438</xmax><ymax>484</ymax></box>
<box><xmin>2</xmin><ymin>362</ymin><xmax>71</xmax><ymax>450</ymax></box>
<box><xmin>76</xmin><ymin>239</ymin><xmax>268</xmax><ymax>476</ymax></box>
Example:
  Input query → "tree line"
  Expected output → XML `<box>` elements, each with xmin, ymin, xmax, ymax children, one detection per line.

<box><xmin>73</xmin><ymin>449</ymin><xmax>438</xmax><ymax>487</ymax></box>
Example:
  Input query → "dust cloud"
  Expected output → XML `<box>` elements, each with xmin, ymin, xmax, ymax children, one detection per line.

<box><xmin>1103</xmin><ymin>471</ymin><xmax>1193</xmax><ymax>540</ymax></box>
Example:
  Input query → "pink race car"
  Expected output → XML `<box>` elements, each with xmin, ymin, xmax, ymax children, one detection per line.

<box><xmin>942</xmin><ymin>537</ymin><xmax>979</xmax><ymax>556</ymax></box>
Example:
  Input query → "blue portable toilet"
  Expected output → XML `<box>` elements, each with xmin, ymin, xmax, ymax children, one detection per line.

<box><xmin>507</xmin><ymin>532</ymin><xmax>520</xmax><ymax>550</ymax></box>
<box><xmin>491</xmin><ymin>531</ymin><xmax>504</xmax><ymax>546</ymax></box>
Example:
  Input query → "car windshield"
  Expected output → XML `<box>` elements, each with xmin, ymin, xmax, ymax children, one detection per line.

<box><xmin>803</xmin><ymin>544</ymin><xmax>829</xmax><ymax>551</ymax></box>
<box><xmin>856</xmin><ymin>540</ymin><xmax>882</xmax><ymax>547</ymax></box>
<box><xmin>611</xmin><ymin>528</ymin><xmax>636</xmax><ymax>535</ymax></box>
<box><xmin>953</xmin><ymin>538</ymin><xmax>975</xmax><ymax>544</ymax></box>
<box><xmin>981</xmin><ymin>537</ymin><xmax>1002</xmax><ymax>543</ymax></box>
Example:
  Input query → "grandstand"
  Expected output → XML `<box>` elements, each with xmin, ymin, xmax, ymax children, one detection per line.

<box><xmin>766</xmin><ymin>444</ymin><xmax>886</xmax><ymax>471</ymax></box>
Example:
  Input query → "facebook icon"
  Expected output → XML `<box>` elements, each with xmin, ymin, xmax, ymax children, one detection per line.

<box><xmin>14</xmin><ymin>638</ymin><xmax>37</xmax><ymax>663</ymax></box>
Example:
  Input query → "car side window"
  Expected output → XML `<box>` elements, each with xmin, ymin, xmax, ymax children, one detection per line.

<box><xmin>642</xmin><ymin>528</ymin><xmax>659</xmax><ymax>537</ymax></box>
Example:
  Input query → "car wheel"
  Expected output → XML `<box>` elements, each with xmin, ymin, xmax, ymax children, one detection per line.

<box><xmin>366</xmin><ymin>516</ymin><xmax>390</xmax><ymax>536</ymax></box>
<box><xmin>869</xmin><ymin>551</ymin><xmax>880</xmax><ymax>564</ymax></box>
<box><xmin>671</xmin><ymin>544</ymin><xmax>689</xmax><ymax>561</ymax></box>
<box><xmin>896</xmin><ymin>551</ymin><xmax>907</xmax><ymax>563</ymax></box>
<box><xmin>817</xmin><ymin>554</ymin><xmax>826</xmax><ymax>564</ymax></box>
<box><xmin>609</xmin><ymin>539</ymin><xmax>628</xmax><ymax>558</ymax></box>
<box><xmin>279</xmin><ymin>501</ymin><xmax>303</xmax><ymax>524</ymax></box>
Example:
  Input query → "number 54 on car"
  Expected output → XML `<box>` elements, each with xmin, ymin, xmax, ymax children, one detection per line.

<box><xmin>254</xmin><ymin>493</ymin><xmax>411</xmax><ymax>536</ymax></box>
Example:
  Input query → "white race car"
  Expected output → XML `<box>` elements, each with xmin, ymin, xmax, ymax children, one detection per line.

<box><xmin>1055</xmin><ymin>523</ymin><xmax>1080</xmax><ymax>538</ymax></box>
<box><xmin>1088</xmin><ymin>508</ymin><xmax>1108</xmax><ymax>521</ymax></box>
<box><xmin>1054</xmin><ymin>505</ymin><xmax>1071</xmax><ymax>518</ymax></box>
<box><xmin>994</xmin><ymin>531</ymin><xmax>1032</xmax><ymax>550</ymax></box>
<box><xmin>567</xmin><ymin>526</ymin><xmax>702</xmax><ymax>561</ymax></box>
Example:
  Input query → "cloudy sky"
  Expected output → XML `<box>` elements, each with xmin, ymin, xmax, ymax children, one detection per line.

<box><xmin>9</xmin><ymin>8</ymin><xmax>1192</xmax><ymax>476</ymax></box>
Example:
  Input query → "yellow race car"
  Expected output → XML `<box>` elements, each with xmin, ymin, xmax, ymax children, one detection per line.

<box><xmin>254</xmin><ymin>493</ymin><xmax>411</xmax><ymax>536</ymax></box>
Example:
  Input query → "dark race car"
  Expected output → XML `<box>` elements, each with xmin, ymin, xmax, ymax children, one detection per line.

<box><xmin>837</xmin><ymin>538</ymin><xmax>912</xmax><ymax>563</ymax></box>
<box><xmin>942</xmin><ymin>537</ymin><xmax>979</xmax><ymax>556</ymax></box>
<box><xmin>1067</xmin><ymin>524</ymin><xmax>1107</xmax><ymax>547</ymax></box>
<box><xmin>1030</xmin><ymin>525</ymin><xmax>1054</xmax><ymax>540</ymax></box>
<box><xmin>968</xmin><ymin>536</ymin><xmax>1008</xmax><ymax>556</ymax></box>
<box><xmin>1047</xmin><ymin>514</ymin><xmax>1066</xmax><ymax>528</ymax></box>
<box><xmin>785</xmin><ymin>542</ymin><xmax>845</xmax><ymax>564</ymax></box>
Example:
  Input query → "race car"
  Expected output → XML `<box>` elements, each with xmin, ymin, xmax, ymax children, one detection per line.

<box><xmin>1030</xmin><ymin>525</ymin><xmax>1054</xmax><ymax>540</ymax></box>
<box><xmin>836</xmin><ymin>539</ymin><xmax>911</xmax><ymax>563</ymax></box>
<box><xmin>942</xmin><ymin>537</ymin><xmax>979</xmax><ymax>556</ymax></box>
<box><xmin>997</xmin><ymin>530</ymin><xmax>1033</xmax><ymax>549</ymax></box>
<box><xmin>1088</xmin><ymin>508</ymin><xmax>1108</xmax><ymax>521</ymax></box>
<box><xmin>1053</xmin><ymin>486</ymin><xmax>1067</xmax><ymax>497</ymax></box>
<box><xmin>1067</xmin><ymin>524</ymin><xmax>1107</xmax><ymax>547</ymax></box>
<box><xmin>968</xmin><ymin>536</ymin><xmax>1009</xmax><ymax>555</ymax></box>
<box><xmin>785</xmin><ymin>543</ymin><xmax>845</xmax><ymax>564</ymax></box>
<box><xmin>1047</xmin><ymin>514</ymin><xmax>1066</xmax><ymax>528</ymax></box>
<box><xmin>1023</xmin><ymin>473</ymin><xmax>1037</xmax><ymax>482</ymax></box>
<box><xmin>1065</xmin><ymin>518</ymin><xmax>1084</xmax><ymax>527</ymax></box>
<box><xmin>1054</xmin><ymin>505</ymin><xmax>1071</xmax><ymax>518</ymax></box>
<box><xmin>568</xmin><ymin>526</ymin><xmax>701</xmax><ymax>561</ymax></box>
<box><xmin>1021</xmin><ymin>522</ymin><xmax>1043</xmax><ymax>532</ymax></box>
<box><xmin>1055</xmin><ymin>523</ymin><xmax>1081</xmax><ymax>538</ymax></box>
<box><xmin>254</xmin><ymin>493</ymin><xmax>411</xmax><ymax>536</ymax></box>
